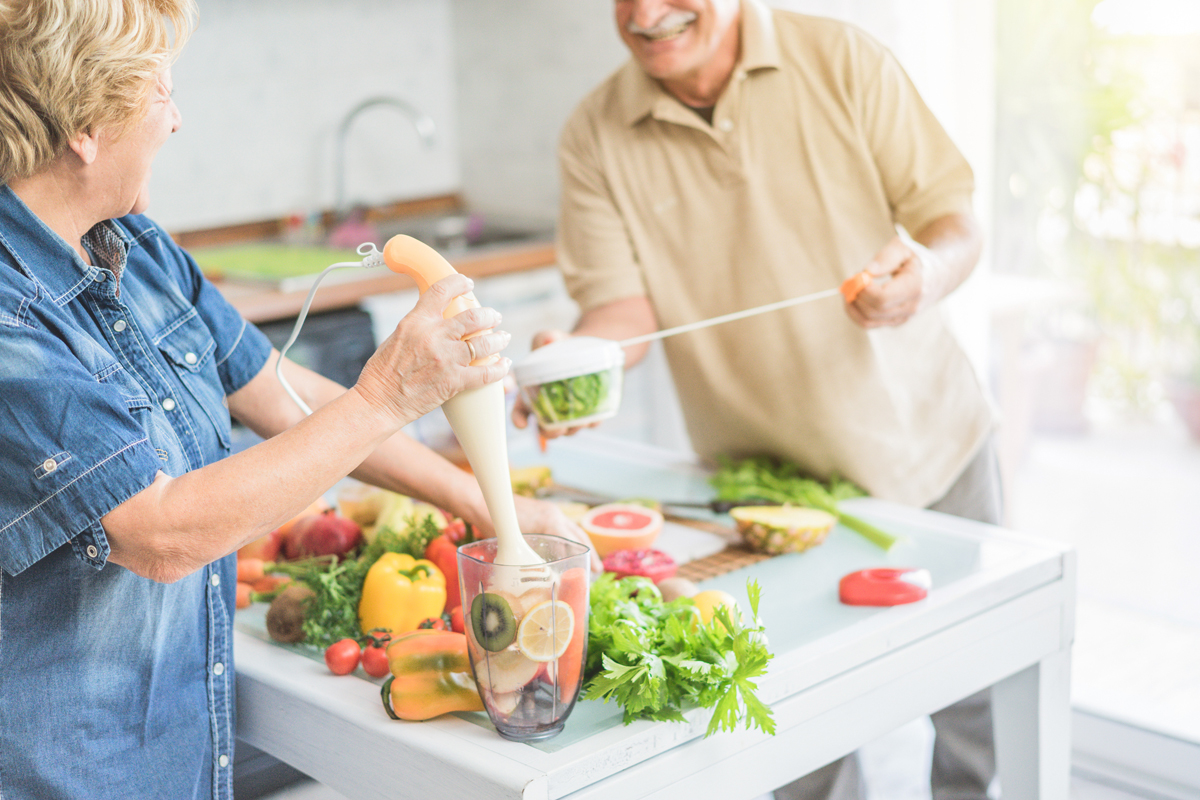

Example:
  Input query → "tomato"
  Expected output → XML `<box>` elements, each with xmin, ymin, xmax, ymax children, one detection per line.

<box><xmin>448</xmin><ymin>605</ymin><xmax>464</xmax><ymax>634</ymax></box>
<box><xmin>602</xmin><ymin>548</ymin><xmax>677</xmax><ymax>584</ymax></box>
<box><xmin>324</xmin><ymin>638</ymin><xmax>361</xmax><ymax>675</ymax></box>
<box><xmin>361</xmin><ymin>641</ymin><xmax>391</xmax><ymax>678</ymax></box>
<box><xmin>417</xmin><ymin>616</ymin><xmax>446</xmax><ymax>630</ymax></box>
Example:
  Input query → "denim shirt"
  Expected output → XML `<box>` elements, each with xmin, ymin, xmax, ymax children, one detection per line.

<box><xmin>0</xmin><ymin>185</ymin><xmax>271</xmax><ymax>800</ymax></box>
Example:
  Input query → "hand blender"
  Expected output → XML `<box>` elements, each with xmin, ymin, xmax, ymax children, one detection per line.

<box><xmin>382</xmin><ymin>236</ymin><xmax>545</xmax><ymax>570</ymax></box>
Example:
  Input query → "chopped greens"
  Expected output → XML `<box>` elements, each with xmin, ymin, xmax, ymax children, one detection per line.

<box><xmin>711</xmin><ymin>456</ymin><xmax>899</xmax><ymax>550</ymax></box>
<box><xmin>584</xmin><ymin>574</ymin><xmax>775</xmax><ymax>737</ymax></box>
<box><xmin>531</xmin><ymin>371</ymin><xmax>611</xmax><ymax>423</ymax></box>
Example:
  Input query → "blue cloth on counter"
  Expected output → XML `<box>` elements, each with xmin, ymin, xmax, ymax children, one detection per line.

<box><xmin>0</xmin><ymin>184</ymin><xmax>272</xmax><ymax>800</ymax></box>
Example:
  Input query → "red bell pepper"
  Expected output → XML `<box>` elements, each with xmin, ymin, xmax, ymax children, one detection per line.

<box><xmin>423</xmin><ymin>520</ymin><xmax>473</xmax><ymax>611</ymax></box>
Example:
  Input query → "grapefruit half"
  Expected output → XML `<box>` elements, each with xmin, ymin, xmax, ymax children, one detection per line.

<box><xmin>580</xmin><ymin>503</ymin><xmax>664</xmax><ymax>557</ymax></box>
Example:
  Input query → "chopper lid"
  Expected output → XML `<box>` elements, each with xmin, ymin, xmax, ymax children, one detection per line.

<box><xmin>513</xmin><ymin>336</ymin><xmax>625</xmax><ymax>386</ymax></box>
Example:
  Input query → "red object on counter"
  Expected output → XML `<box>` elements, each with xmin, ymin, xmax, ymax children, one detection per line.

<box><xmin>838</xmin><ymin>568</ymin><xmax>931</xmax><ymax>606</ymax></box>
<box><xmin>602</xmin><ymin>548</ymin><xmax>677</xmax><ymax>584</ymax></box>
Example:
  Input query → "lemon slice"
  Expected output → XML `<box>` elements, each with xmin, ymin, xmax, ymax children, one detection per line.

<box><xmin>516</xmin><ymin>600</ymin><xmax>574</xmax><ymax>662</ymax></box>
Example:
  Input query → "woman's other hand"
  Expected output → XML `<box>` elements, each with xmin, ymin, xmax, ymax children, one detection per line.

<box><xmin>356</xmin><ymin>274</ymin><xmax>511</xmax><ymax>425</ymax></box>
<box><xmin>512</xmin><ymin>494</ymin><xmax>602</xmax><ymax>572</ymax></box>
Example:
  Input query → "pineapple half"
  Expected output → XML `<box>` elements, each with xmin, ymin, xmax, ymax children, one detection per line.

<box><xmin>730</xmin><ymin>505</ymin><xmax>838</xmax><ymax>555</ymax></box>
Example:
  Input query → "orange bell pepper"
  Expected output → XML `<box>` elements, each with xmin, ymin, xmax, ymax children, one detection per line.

<box><xmin>379</xmin><ymin>630</ymin><xmax>484</xmax><ymax>721</ymax></box>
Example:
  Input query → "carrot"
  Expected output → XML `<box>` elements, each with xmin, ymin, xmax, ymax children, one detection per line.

<box><xmin>237</xmin><ymin>557</ymin><xmax>266</xmax><ymax>584</ymax></box>
<box><xmin>236</xmin><ymin>582</ymin><xmax>254</xmax><ymax>609</ymax></box>
<box><xmin>252</xmin><ymin>574</ymin><xmax>291</xmax><ymax>594</ymax></box>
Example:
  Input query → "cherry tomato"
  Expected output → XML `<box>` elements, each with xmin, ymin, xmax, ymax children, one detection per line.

<box><xmin>360</xmin><ymin>641</ymin><xmax>391</xmax><ymax>678</ymax></box>
<box><xmin>417</xmin><ymin>616</ymin><xmax>446</xmax><ymax>630</ymax></box>
<box><xmin>448</xmin><ymin>605</ymin><xmax>465</xmax><ymax>634</ymax></box>
<box><xmin>324</xmin><ymin>638</ymin><xmax>361</xmax><ymax>675</ymax></box>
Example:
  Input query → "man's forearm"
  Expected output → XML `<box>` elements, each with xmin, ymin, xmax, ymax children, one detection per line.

<box><xmin>913</xmin><ymin>212</ymin><xmax>983</xmax><ymax>305</ymax></box>
<box><xmin>572</xmin><ymin>295</ymin><xmax>659</xmax><ymax>368</ymax></box>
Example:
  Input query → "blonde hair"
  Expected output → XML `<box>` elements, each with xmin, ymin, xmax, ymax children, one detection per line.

<box><xmin>0</xmin><ymin>0</ymin><xmax>197</xmax><ymax>184</ymax></box>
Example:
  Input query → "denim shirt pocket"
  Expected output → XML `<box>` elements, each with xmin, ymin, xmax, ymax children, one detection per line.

<box><xmin>154</xmin><ymin>310</ymin><xmax>232</xmax><ymax>453</ymax></box>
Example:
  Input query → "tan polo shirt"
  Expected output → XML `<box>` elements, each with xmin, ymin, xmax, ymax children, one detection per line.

<box><xmin>556</xmin><ymin>0</ymin><xmax>994</xmax><ymax>506</ymax></box>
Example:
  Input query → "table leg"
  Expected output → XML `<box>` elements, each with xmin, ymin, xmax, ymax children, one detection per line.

<box><xmin>991</xmin><ymin>648</ymin><xmax>1072</xmax><ymax>799</ymax></box>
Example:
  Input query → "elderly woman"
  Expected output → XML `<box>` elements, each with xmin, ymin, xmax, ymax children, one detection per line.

<box><xmin>0</xmin><ymin>1</ymin><xmax>588</xmax><ymax>797</ymax></box>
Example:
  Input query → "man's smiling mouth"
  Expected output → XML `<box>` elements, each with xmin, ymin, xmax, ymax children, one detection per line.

<box><xmin>629</xmin><ymin>11</ymin><xmax>697</xmax><ymax>42</ymax></box>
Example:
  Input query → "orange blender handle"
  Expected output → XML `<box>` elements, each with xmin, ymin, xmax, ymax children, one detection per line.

<box><xmin>383</xmin><ymin>235</ymin><xmax>495</xmax><ymax>365</ymax></box>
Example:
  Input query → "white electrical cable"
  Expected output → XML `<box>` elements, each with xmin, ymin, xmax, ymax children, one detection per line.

<box><xmin>276</xmin><ymin>242</ymin><xmax>386</xmax><ymax>416</ymax></box>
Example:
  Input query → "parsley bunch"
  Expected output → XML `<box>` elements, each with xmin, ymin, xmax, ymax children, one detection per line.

<box><xmin>297</xmin><ymin>515</ymin><xmax>442</xmax><ymax>649</ymax></box>
<box><xmin>584</xmin><ymin>574</ymin><xmax>776</xmax><ymax>737</ymax></box>
<box><xmin>711</xmin><ymin>455</ymin><xmax>899</xmax><ymax>550</ymax></box>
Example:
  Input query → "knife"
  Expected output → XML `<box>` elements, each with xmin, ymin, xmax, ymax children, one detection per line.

<box><xmin>537</xmin><ymin>485</ymin><xmax>777</xmax><ymax>515</ymax></box>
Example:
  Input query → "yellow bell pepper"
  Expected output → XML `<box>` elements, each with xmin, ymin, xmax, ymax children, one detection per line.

<box><xmin>358</xmin><ymin>553</ymin><xmax>446</xmax><ymax>637</ymax></box>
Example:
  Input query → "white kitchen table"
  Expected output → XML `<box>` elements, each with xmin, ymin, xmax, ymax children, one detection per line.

<box><xmin>234</xmin><ymin>432</ymin><xmax>1075</xmax><ymax>800</ymax></box>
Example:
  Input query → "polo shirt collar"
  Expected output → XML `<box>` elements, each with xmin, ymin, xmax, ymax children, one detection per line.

<box><xmin>0</xmin><ymin>184</ymin><xmax>131</xmax><ymax>304</ymax></box>
<box><xmin>617</xmin><ymin>0</ymin><xmax>781</xmax><ymax>127</ymax></box>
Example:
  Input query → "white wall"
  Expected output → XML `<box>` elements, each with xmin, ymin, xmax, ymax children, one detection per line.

<box><xmin>150</xmin><ymin>0</ymin><xmax>459</xmax><ymax>232</ymax></box>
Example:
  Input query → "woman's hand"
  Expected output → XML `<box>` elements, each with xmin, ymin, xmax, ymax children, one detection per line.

<box><xmin>512</xmin><ymin>494</ymin><xmax>602</xmax><ymax>572</ymax></box>
<box><xmin>356</xmin><ymin>274</ymin><xmax>512</xmax><ymax>427</ymax></box>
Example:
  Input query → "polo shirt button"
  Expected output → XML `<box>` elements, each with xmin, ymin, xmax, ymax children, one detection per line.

<box><xmin>718</xmin><ymin>118</ymin><xmax>733</xmax><ymax>132</ymax></box>
<box><xmin>218</xmin><ymin>755</ymin><xmax>229</xmax><ymax>768</ymax></box>
<box><xmin>184</xmin><ymin>352</ymin><xmax>197</xmax><ymax>364</ymax></box>
<box><xmin>211</xmin><ymin>573</ymin><xmax>221</xmax><ymax>587</ymax></box>
<box><xmin>42</xmin><ymin>458</ymin><xmax>57</xmax><ymax>473</ymax></box>
<box><xmin>86</xmin><ymin>545</ymin><xmax>99</xmax><ymax>559</ymax></box>
<box><xmin>162</xmin><ymin>398</ymin><xmax>176</xmax><ymax>411</ymax></box>
<box><xmin>113</xmin><ymin>320</ymin><xmax>127</xmax><ymax>332</ymax></box>
<box><xmin>213</xmin><ymin>662</ymin><xmax>225</xmax><ymax>676</ymax></box>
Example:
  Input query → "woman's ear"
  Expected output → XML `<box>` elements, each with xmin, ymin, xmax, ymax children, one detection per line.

<box><xmin>67</xmin><ymin>128</ymin><xmax>100</xmax><ymax>165</ymax></box>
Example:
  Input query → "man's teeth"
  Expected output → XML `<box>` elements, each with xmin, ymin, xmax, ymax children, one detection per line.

<box><xmin>643</xmin><ymin>20</ymin><xmax>691</xmax><ymax>40</ymax></box>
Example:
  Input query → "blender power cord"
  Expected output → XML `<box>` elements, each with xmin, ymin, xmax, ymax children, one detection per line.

<box><xmin>275</xmin><ymin>242</ymin><xmax>385</xmax><ymax>416</ymax></box>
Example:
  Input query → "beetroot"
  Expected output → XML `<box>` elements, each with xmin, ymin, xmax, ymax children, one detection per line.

<box><xmin>283</xmin><ymin>509</ymin><xmax>362</xmax><ymax>560</ymax></box>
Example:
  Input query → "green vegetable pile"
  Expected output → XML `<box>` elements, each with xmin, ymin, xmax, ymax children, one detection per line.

<box><xmin>531</xmin><ymin>371</ymin><xmax>611</xmax><ymax>424</ymax></box>
<box><xmin>711</xmin><ymin>456</ymin><xmax>899</xmax><ymax>550</ymax></box>
<box><xmin>293</xmin><ymin>516</ymin><xmax>443</xmax><ymax>649</ymax></box>
<box><xmin>583</xmin><ymin>574</ymin><xmax>775</xmax><ymax>737</ymax></box>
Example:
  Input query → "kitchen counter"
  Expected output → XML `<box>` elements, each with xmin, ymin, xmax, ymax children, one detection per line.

<box><xmin>233</xmin><ymin>432</ymin><xmax>1076</xmax><ymax>800</ymax></box>
<box><xmin>210</xmin><ymin>239</ymin><xmax>556</xmax><ymax>324</ymax></box>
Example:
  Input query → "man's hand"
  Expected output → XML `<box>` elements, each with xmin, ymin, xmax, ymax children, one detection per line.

<box><xmin>844</xmin><ymin>213</ymin><xmax>982</xmax><ymax>329</ymax></box>
<box><xmin>844</xmin><ymin>235</ymin><xmax>943</xmax><ymax>328</ymax></box>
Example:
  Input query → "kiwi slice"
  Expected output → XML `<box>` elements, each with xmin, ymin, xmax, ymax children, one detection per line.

<box><xmin>470</xmin><ymin>592</ymin><xmax>517</xmax><ymax>652</ymax></box>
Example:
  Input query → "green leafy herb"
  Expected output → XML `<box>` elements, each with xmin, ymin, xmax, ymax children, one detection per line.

<box><xmin>532</xmin><ymin>371</ymin><xmax>611</xmax><ymax>423</ymax></box>
<box><xmin>711</xmin><ymin>456</ymin><xmax>899</xmax><ymax>550</ymax></box>
<box><xmin>295</xmin><ymin>514</ymin><xmax>443</xmax><ymax>649</ymax></box>
<box><xmin>583</xmin><ymin>574</ymin><xmax>775</xmax><ymax>737</ymax></box>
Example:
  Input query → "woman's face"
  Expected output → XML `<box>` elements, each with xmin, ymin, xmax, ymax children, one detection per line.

<box><xmin>98</xmin><ymin>68</ymin><xmax>181</xmax><ymax>216</ymax></box>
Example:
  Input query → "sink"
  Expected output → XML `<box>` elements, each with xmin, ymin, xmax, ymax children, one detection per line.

<box><xmin>193</xmin><ymin>212</ymin><xmax>554</xmax><ymax>291</ymax></box>
<box><xmin>369</xmin><ymin>212</ymin><xmax>554</xmax><ymax>255</ymax></box>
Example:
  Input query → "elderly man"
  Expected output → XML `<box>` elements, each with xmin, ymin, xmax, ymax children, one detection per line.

<box><xmin>517</xmin><ymin>0</ymin><xmax>1001</xmax><ymax>798</ymax></box>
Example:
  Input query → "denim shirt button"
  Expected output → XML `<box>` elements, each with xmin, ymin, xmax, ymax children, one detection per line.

<box><xmin>162</xmin><ymin>398</ymin><xmax>176</xmax><ymax>411</ymax></box>
<box><xmin>185</xmin><ymin>352</ymin><xmax>197</xmax><ymax>364</ymax></box>
<box><xmin>210</xmin><ymin>573</ymin><xmax>221</xmax><ymax>587</ymax></box>
<box><xmin>42</xmin><ymin>458</ymin><xmax>57</xmax><ymax>473</ymax></box>
<box><xmin>213</xmin><ymin>662</ymin><xmax>225</xmax><ymax>676</ymax></box>
<box><xmin>86</xmin><ymin>544</ymin><xmax>98</xmax><ymax>559</ymax></box>
<box><xmin>218</xmin><ymin>755</ymin><xmax>229</xmax><ymax>768</ymax></box>
<box><xmin>113</xmin><ymin>319</ymin><xmax>127</xmax><ymax>332</ymax></box>
<box><xmin>95</xmin><ymin>272</ymin><xmax>106</xmax><ymax>282</ymax></box>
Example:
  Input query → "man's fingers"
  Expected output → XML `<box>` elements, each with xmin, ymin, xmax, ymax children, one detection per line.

<box><xmin>864</xmin><ymin>235</ymin><xmax>914</xmax><ymax>277</ymax></box>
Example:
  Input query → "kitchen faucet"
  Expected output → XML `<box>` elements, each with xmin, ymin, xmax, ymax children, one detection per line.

<box><xmin>332</xmin><ymin>95</ymin><xmax>437</xmax><ymax>220</ymax></box>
